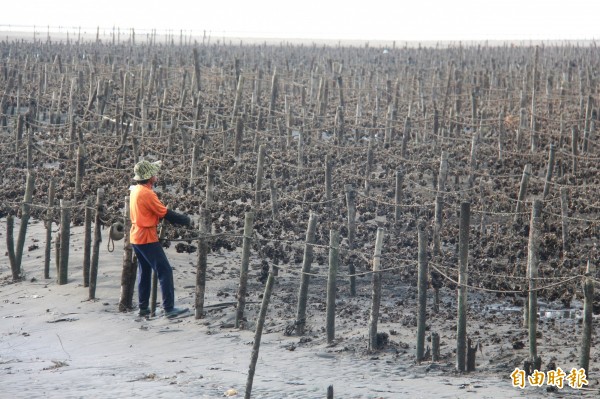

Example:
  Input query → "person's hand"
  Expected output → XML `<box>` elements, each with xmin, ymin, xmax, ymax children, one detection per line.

<box><xmin>164</xmin><ymin>209</ymin><xmax>191</xmax><ymax>226</ymax></box>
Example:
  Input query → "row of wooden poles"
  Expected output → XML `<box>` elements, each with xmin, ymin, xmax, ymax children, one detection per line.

<box><xmin>4</xmin><ymin>175</ymin><xmax>596</xmax><ymax>398</ymax></box>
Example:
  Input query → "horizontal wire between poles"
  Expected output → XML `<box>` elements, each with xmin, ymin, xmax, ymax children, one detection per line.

<box><xmin>430</xmin><ymin>264</ymin><xmax>583</xmax><ymax>294</ymax></box>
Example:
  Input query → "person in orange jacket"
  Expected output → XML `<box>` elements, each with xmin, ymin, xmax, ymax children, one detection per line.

<box><xmin>130</xmin><ymin>160</ymin><xmax>190</xmax><ymax>318</ymax></box>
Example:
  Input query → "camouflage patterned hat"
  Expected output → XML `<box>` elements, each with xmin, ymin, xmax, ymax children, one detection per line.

<box><xmin>133</xmin><ymin>160</ymin><xmax>162</xmax><ymax>181</ymax></box>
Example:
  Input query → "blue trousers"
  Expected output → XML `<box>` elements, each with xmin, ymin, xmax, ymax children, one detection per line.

<box><xmin>132</xmin><ymin>242</ymin><xmax>175</xmax><ymax>311</ymax></box>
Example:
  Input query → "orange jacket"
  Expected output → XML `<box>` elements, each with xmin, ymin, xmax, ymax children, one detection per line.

<box><xmin>130</xmin><ymin>184</ymin><xmax>167</xmax><ymax>245</ymax></box>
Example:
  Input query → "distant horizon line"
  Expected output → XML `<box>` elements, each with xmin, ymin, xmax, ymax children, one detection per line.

<box><xmin>0</xmin><ymin>24</ymin><xmax>598</xmax><ymax>45</ymax></box>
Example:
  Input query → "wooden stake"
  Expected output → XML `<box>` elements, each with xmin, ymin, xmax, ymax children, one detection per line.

<box><xmin>345</xmin><ymin>184</ymin><xmax>357</xmax><ymax>296</ymax></box>
<box><xmin>325</xmin><ymin>154</ymin><xmax>333</xmax><ymax>211</ymax></box>
<box><xmin>368</xmin><ymin>227</ymin><xmax>385</xmax><ymax>351</ymax></box>
<box><xmin>206</xmin><ymin>164</ymin><xmax>214</xmax><ymax>209</ymax></box>
<box><xmin>579</xmin><ymin>260</ymin><xmax>594</xmax><ymax>375</ymax></box>
<box><xmin>89</xmin><ymin>188</ymin><xmax>104</xmax><ymax>300</ymax></box>
<box><xmin>560</xmin><ymin>187</ymin><xmax>569</xmax><ymax>255</ymax></box>
<box><xmin>75</xmin><ymin>144</ymin><xmax>85</xmax><ymax>197</ymax></box>
<box><xmin>530</xmin><ymin>47</ymin><xmax>539</xmax><ymax>152</ymax></box>
<box><xmin>542</xmin><ymin>144</ymin><xmax>556</xmax><ymax>200</ymax></box>
<box><xmin>365</xmin><ymin>142</ymin><xmax>373</xmax><ymax>195</ymax></box>
<box><xmin>83</xmin><ymin>197</ymin><xmax>93</xmax><ymax>287</ymax></box>
<box><xmin>514</xmin><ymin>164</ymin><xmax>532</xmax><ymax>224</ymax></box>
<box><xmin>58</xmin><ymin>200</ymin><xmax>71</xmax><ymax>285</ymax></box>
<box><xmin>234</xmin><ymin>116</ymin><xmax>243</xmax><ymax>160</ymax></box>
<box><xmin>268</xmin><ymin>68</ymin><xmax>278</xmax><ymax>122</ymax></box>
<box><xmin>395</xmin><ymin>170</ymin><xmax>403</xmax><ymax>223</ymax></box>
<box><xmin>468</xmin><ymin>134</ymin><xmax>478</xmax><ymax>189</ymax></box>
<box><xmin>583</xmin><ymin>95</ymin><xmax>592</xmax><ymax>153</ymax></box>
<box><xmin>296</xmin><ymin>212</ymin><xmax>318</xmax><ymax>335</ymax></box>
<box><xmin>527</xmin><ymin>199</ymin><xmax>542</xmax><ymax>364</ymax></box>
<box><xmin>244</xmin><ymin>265</ymin><xmax>277</xmax><ymax>399</ymax></box>
<box><xmin>432</xmin><ymin>332</ymin><xmax>440</xmax><ymax>362</ymax></box>
<box><xmin>456</xmin><ymin>202</ymin><xmax>470</xmax><ymax>372</ymax></box>
<box><xmin>236</xmin><ymin>212</ymin><xmax>254</xmax><ymax>328</ymax></box>
<box><xmin>571</xmin><ymin>127</ymin><xmax>578</xmax><ymax>175</ymax></box>
<box><xmin>14</xmin><ymin>172</ymin><xmax>35</xmax><ymax>275</ymax></box>
<box><xmin>255</xmin><ymin>144</ymin><xmax>265</xmax><ymax>206</ymax></box>
<box><xmin>326</xmin><ymin>229</ymin><xmax>339</xmax><ymax>344</ymax></box>
<box><xmin>231</xmin><ymin>74</ymin><xmax>245</xmax><ymax>125</ymax></box>
<box><xmin>416</xmin><ymin>221</ymin><xmax>428</xmax><ymax>361</ymax></box>
<box><xmin>269</xmin><ymin>180</ymin><xmax>278</xmax><ymax>220</ymax></box>
<box><xmin>195</xmin><ymin>209</ymin><xmax>210</xmax><ymax>319</ymax></box>
<box><xmin>401</xmin><ymin>116</ymin><xmax>411</xmax><ymax>158</ymax></box>
<box><xmin>44</xmin><ymin>179</ymin><xmax>56</xmax><ymax>279</ymax></box>
<box><xmin>6</xmin><ymin>215</ymin><xmax>17</xmax><ymax>281</ymax></box>
<box><xmin>467</xmin><ymin>338</ymin><xmax>477</xmax><ymax>372</ymax></box>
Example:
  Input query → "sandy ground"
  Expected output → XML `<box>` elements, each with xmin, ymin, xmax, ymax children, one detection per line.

<box><xmin>0</xmin><ymin>218</ymin><xmax>596</xmax><ymax>398</ymax></box>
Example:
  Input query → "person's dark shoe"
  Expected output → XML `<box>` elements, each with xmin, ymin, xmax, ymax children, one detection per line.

<box><xmin>138</xmin><ymin>308</ymin><xmax>151</xmax><ymax>317</ymax></box>
<box><xmin>164</xmin><ymin>307</ymin><xmax>189</xmax><ymax>319</ymax></box>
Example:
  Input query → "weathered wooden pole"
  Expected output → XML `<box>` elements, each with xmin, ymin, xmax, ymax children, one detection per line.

<box><xmin>89</xmin><ymin>188</ymin><xmax>104</xmax><ymax>300</ymax></box>
<box><xmin>560</xmin><ymin>187</ymin><xmax>569</xmax><ymax>255</ymax></box>
<box><xmin>6</xmin><ymin>215</ymin><xmax>18</xmax><ymax>280</ymax></box>
<box><xmin>582</xmin><ymin>95</ymin><xmax>592</xmax><ymax>153</ymax></box>
<box><xmin>368</xmin><ymin>227</ymin><xmax>385</xmax><ymax>351</ymax></box>
<box><xmin>234</xmin><ymin>116</ymin><xmax>244</xmax><ymax>159</ymax></box>
<box><xmin>195</xmin><ymin>208</ymin><xmax>210</xmax><ymax>319</ymax></box>
<box><xmin>527</xmin><ymin>199</ymin><xmax>543</xmax><ymax>367</ymax></box>
<box><xmin>395</xmin><ymin>170</ymin><xmax>403</xmax><ymax>223</ymax></box>
<box><xmin>468</xmin><ymin>134</ymin><xmax>478</xmax><ymax>189</ymax></box>
<box><xmin>83</xmin><ymin>197</ymin><xmax>93</xmax><ymax>286</ymax></box>
<box><xmin>206</xmin><ymin>164</ymin><xmax>214</xmax><ymax>209</ymax></box>
<box><xmin>326</xmin><ymin>229</ymin><xmax>339</xmax><ymax>344</ymax></box>
<box><xmin>297</xmin><ymin>129</ymin><xmax>304</xmax><ymax>171</ymax></box>
<box><xmin>345</xmin><ymin>184</ymin><xmax>357</xmax><ymax>296</ymax></box>
<box><xmin>579</xmin><ymin>260</ymin><xmax>594</xmax><ymax>375</ymax></box>
<box><xmin>231</xmin><ymin>74</ymin><xmax>245</xmax><ymax>125</ymax></box>
<box><xmin>433</xmin><ymin>151</ymin><xmax>448</xmax><ymax>255</ymax></box>
<box><xmin>189</xmin><ymin>143</ymin><xmax>200</xmax><ymax>194</ymax></box>
<box><xmin>530</xmin><ymin>47</ymin><xmax>539</xmax><ymax>152</ymax></box>
<box><xmin>192</xmin><ymin>48</ymin><xmax>201</xmax><ymax>93</ymax></box>
<box><xmin>296</xmin><ymin>212</ymin><xmax>318</xmax><ymax>335</ymax></box>
<box><xmin>364</xmin><ymin>142</ymin><xmax>373</xmax><ymax>195</ymax></box>
<box><xmin>75</xmin><ymin>143</ymin><xmax>85</xmax><ymax>197</ymax></box>
<box><xmin>269</xmin><ymin>180</ymin><xmax>278</xmax><ymax>220</ymax></box>
<box><xmin>467</xmin><ymin>338</ymin><xmax>477</xmax><ymax>372</ymax></box>
<box><xmin>432</xmin><ymin>195</ymin><xmax>443</xmax><ymax>257</ymax></box>
<box><xmin>244</xmin><ymin>265</ymin><xmax>277</xmax><ymax>399</ymax></box>
<box><xmin>456</xmin><ymin>202</ymin><xmax>470</xmax><ymax>372</ymax></box>
<box><xmin>497</xmin><ymin>109</ymin><xmax>505</xmax><ymax>160</ymax></box>
<box><xmin>542</xmin><ymin>144</ymin><xmax>556</xmax><ymax>200</ymax></box>
<box><xmin>401</xmin><ymin>115</ymin><xmax>411</xmax><ymax>158</ymax></box>
<box><xmin>431</xmin><ymin>332</ymin><xmax>441</xmax><ymax>362</ymax></box>
<box><xmin>14</xmin><ymin>172</ymin><xmax>35</xmax><ymax>275</ymax></box>
<box><xmin>236</xmin><ymin>212</ymin><xmax>254</xmax><ymax>328</ymax></box>
<box><xmin>438</xmin><ymin>151</ymin><xmax>449</xmax><ymax>191</ymax></box>
<box><xmin>44</xmin><ymin>179</ymin><xmax>56</xmax><ymax>279</ymax></box>
<box><xmin>384</xmin><ymin>105</ymin><xmax>394</xmax><ymax>147</ymax></box>
<box><xmin>255</xmin><ymin>144</ymin><xmax>265</xmax><ymax>206</ymax></box>
<box><xmin>416</xmin><ymin>222</ymin><xmax>428</xmax><ymax>361</ymax></box>
<box><xmin>268</xmin><ymin>68</ymin><xmax>278</xmax><ymax>122</ymax></box>
<box><xmin>58</xmin><ymin>200</ymin><xmax>71</xmax><ymax>285</ymax></box>
<box><xmin>514</xmin><ymin>164</ymin><xmax>532</xmax><ymax>223</ymax></box>
<box><xmin>571</xmin><ymin>127</ymin><xmax>578</xmax><ymax>175</ymax></box>
<box><xmin>325</xmin><ymin>154</ymin><xmax>333</xmax><ymax>211</ymax></box>
<box><xmin>118</xmin><ymin>197</ymin><xmax>135</xmax><ymax>311</ymax></box>
<box><xmin>15</xmin><ymin>115</ymin><xmax>24</xmax><ymax>164</ymax></box>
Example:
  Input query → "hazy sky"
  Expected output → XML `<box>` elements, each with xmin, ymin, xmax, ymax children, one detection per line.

<box><xmin>2</xmin><ymin>0</ymin><xmax>599</xmax><ymax>41</ymax></box>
